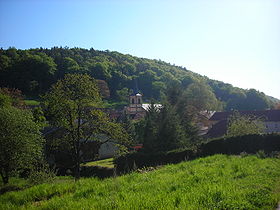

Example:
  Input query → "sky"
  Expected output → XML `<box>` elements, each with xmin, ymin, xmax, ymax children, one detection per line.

<box><xmin>0</xmin><ymin>0</ymin><xmax>279</xmax><ymax>99</ymax></box>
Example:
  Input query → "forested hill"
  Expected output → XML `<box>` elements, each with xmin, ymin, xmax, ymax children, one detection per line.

<box><xmin>0</xmin><ymin>47</ymin><xmax>277</xmax><ymax>110</ymax></box>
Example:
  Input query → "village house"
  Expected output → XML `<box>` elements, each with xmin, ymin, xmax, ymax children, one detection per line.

<box><xmin>206</xmin><ymin>110</ymin><xmax>280</xmax><ymax>138</ymax></box>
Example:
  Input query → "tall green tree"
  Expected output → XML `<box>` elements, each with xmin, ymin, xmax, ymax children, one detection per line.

<box><xmin>244</xmin><ymin>89</ymin><xmax>270</xmax><ymax>110</ymax></box>
<box><xmin>140</xmin><ymin>100</ymin><xmax>191</xmax><ymax>152</ymax></box>
<box><xmin>185</xmin><ymin>81</ymin><xmax>221</xmax><ymax>112</ymax></box>
<box><xmin>142</xmin><ymin>103</ymin><xmax>161</xmax><ymax>151</ymax></box>
<box><xmin>0</xmin><ymin>106</ymin><xmax>44</xmax><ymax>184</ymax></box>
<box><xmin>43</xmin><ymin>74</ymin><xmax>129</xmax><ymax>180</ymax></box>
<box><xmin>164</xmin><ymin>84</ymin><xmax>198</xmax><ymax>142</ymax></box>
<box><xmin>156</xmin><ymin>103</ymin><xmax>187</xmax><ymax>151</ymax></box>
<box><xmin>88</xmin><ymin>62</ymin><xmax>111</xmax><ymax>80</ymax></box>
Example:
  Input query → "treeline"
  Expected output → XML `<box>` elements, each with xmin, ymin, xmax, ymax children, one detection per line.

<box><xmin>0</xmin><ymin>47</ymin><xmax>275</xmax><ymax>110</ymax></box>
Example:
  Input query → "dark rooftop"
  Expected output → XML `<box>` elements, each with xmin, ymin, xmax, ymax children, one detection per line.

<box><xmin>206</xmin><ymin>120</ymin><xmax>228</xmax><ymax>138</ymax></box>
<box><xmin>210</xmin><ymin>110</ymin><xmax>280</xmax><ymax>122</ymax></box>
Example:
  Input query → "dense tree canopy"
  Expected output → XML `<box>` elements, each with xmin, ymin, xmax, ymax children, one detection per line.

<box><xmin>0</xmin><ymin>47</ymin><xmax>277</xmax><ymax>110</ymax></box>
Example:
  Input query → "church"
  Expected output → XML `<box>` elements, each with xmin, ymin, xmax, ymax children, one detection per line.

<box><xmin>123</xmin><ymin>92</ymin><xmax>162</xmax><ymax>120</ymax></box>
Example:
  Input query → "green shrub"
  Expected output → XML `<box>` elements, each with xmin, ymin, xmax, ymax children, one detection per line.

<box><xmin>114</xmin><ymin>149</ymin><xmax>196</xmax><ymax>173</ymax></box>
<box><xmin>200</xmin><ymin>134</ymin><xmax>280</xmax><ymax>156</ymax></box>
<box><xmin>256</xmin><ymin>150</ymin><xmax>266</xmax><ymax>159</ymax></box>
<box><xmin>115</xmin><ymin>134</ymin><xmax>280</xmax><ymax>173</ymax></box>
<box><xmin>28</xmin><ymin>165</ymin><xmax>56</xmax><ymax>185</ymax></box>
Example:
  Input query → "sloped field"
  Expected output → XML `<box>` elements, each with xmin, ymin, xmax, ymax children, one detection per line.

<box><xmin>1</xmin><ymin>155</ymin><xmax>280</xmax><ymax>209</ymax></box>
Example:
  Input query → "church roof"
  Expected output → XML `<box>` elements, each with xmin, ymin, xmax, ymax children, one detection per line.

<box><xmin>142</xmin><ymin>103</ymin><xmax>162</xmax><ymax>111</ymax></box>
<box><xmin>130</xmin><ymin>92</ymin><xmax>142</xmax><ymax>96</ymax></box>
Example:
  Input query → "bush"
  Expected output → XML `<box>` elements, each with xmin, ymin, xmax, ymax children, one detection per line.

<box><xmin>28</xmin><ymin>164</ymin><xmax>56</xmax><ymax>185</ymax></box>
<box><xmin>199</xmin><ymin>134</ymin><xmax>280</xmax><ymax>157</ymax></box>
<box><xmin>115</xmin><ymin>134</ymin><xmax>280</xmax><ymax>174</ymax></box>
<box><xmin>256</xmin><ymin>150</ymin><xmax>266</xmax><ymax>159</ymax></box>
<box><xmin>80</xmin><ymin>166</ymin><xmax>114</xmax><ymax>178</ymax></box>
<box><xmin>114</xmin><ymin>148</ymin><xmax>196</xmax><ymax>173</ymax></box>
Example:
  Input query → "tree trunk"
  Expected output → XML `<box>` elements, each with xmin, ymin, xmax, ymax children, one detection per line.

<box><xmin>74</xmin><ymin>142</ymin><xmax>81</xmax><ymax>181</ymax></box>
<box><xmin>0</xmin><ymin>169</ymin><xmax>9</xmax><ymax>184</ymax></box>
<box><xmin>74</xmin><ymin>110</ymin><xmax>82</xmax><ymax>181</ymax></box>
<box><xmin>74</xmin><ymin>159</ymin><xmax>80</xmax><ymax>181</ymax></box>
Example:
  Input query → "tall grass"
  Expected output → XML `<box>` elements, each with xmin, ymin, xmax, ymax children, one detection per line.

<box><xmin>1</xmin><ymin>155</ymin><xmax>280</xmax><ymax>209</ymax></box>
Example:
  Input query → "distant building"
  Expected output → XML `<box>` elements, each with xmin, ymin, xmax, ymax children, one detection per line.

<box><xmin>124</xmin><ymin>92</ymin><xmax>162</xmax><ymax>120</ymax></box>
<box><xmin>206</xmin><ymin>110</ymin><xmax>280</xmax><ymax>138</ymax></box>
<box><xmin>196</xmin><ymin>111</ymin><xmax>215</xmax><ymax>136</ymax></box>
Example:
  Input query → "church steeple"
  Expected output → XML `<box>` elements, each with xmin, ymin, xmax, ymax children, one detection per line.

<box><xmin>124</xmin><ymin>91</ymin><xmax>144</xmax><ymax>115</ymax></box>
<box><xmin>129</xmin><ymin>92</ymin><xmax>142</xmax><ymax>105</ymax></box>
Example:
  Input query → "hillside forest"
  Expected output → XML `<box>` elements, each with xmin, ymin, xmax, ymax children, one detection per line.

<box><xmin>0</xmin><ymin>47</ymin><xmax>277</xmax><ymax>111</ymax></box>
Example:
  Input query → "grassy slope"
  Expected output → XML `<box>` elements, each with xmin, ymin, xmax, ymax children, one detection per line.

<box><xmin>1</xmin><ymin>155</ymin><xmax>280</xmax><ymax>209</ymax></box>
<box><xmin>82</xmin><ymin>158</ymin><xmax>114</xmax><ymax>168</ymax></box>
<box><xmin>24</xmin><ymin>99</ymin><xmax>40</xmax><ymax>106</ymax></box>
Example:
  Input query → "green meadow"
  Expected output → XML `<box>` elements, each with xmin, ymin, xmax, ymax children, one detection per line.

<box><xmin>24</xmin><ymin>99</ymin><xmax>40</xmax><ymax>106</ymax></box>
<box><xmin>82</xmin><ymin>158</ymin><xmax>114</xmax><ymax>168</ymax></box>
<box><xmin>1</xmin><ymin>154</ymin><xmax>280</xmax><ymax>209</ymax></box>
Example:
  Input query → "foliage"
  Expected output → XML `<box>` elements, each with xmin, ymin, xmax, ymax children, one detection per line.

<box><xmin>118</xmin><ymin>113</ymin><xmax>136</xmax><ymax>144</ymax></box>
<box><xmin>116</xmin><ymin>87</ymin><xmax>131</xmax><ymax>102</ymax></box>
<box><xmin>227</xmin><ymin>112</ymin><xmax>265</xmax><ymax>137</ymax></box>
<box><xmin>209</xmin><ymin>80</ymin><xmax>272</xmax><ymax>110</ymax></box>
<box><xmin>255</xmin><ymin>150</ymin><xmax>266</xmax><ymax>159</ymax></box>
<box><xmin>0</xmin><ymin>88</ymin><xmax>26</xmax><ymax>109</ymax></box>
<box><xmin>0</xmin><ymin>47</ymin><xmax>275</xmax><ymax>110</ymax></box>
<box><xmin>1</xmin><ymin>155</ymin><xmax>280</xmax><ymax>209</ymax></box>
<box><xmin>184</xmin><ymin>81</ymin><xmax>222</xmax><ymax>111</ymax></box>
<box><xmin>141</xmin><ymin>103</ymin><xmax>161</xmax><ymax>151</ymax></box>
<box><xmin>116</xmin><ymin>133</ymin><xmax>280</xmax><ymax>172</ymax></box>
<box><xmin>96</xmin><ymin>80</ymin><xmax>110</xmax><ymax>99</ymax></box>
<box><xmin>200</xmin><ymin>134</ymin><xmax>280</xmax><ymax>157</ymax></box>
<box><xmin>0</xmin><ymin>51</ymin><xmax>57</xmax><ymax>95</ymax></box>
<box><xmin>28</xmin><ymin>163</ymin><xmax>56</xmax><ymax>186</ymax></box>
<box><xmin>138</xmin><ymin>84</ymin><xmax>202</xmax><ymax>152</ymax></box>
<box><xmin>31</xmin><ymin>106</ymin><xmax>47</xmax><ymax>127</ymax></box>
<box><xmin>43</xmin><ymin>74</ymin><xmax>130</xmax><ymax>180</ymax></box>
<box><xmin>138</xmin><ymin>101</ymin><xmax>192</xmax><ymax>152</ymax></box>
<box><xmin>0</xmin><ymin>106</ymin><xmax>44</xmax><ymax>184</ymax></box>
<box><xmin>0</xmin><ymin>92</ymin><xmax>11</xmax><ymax>107</ymax></box>
<box><xmin>156</xmin><ymin>104</ymin><xmax>188</xmax><ymax>151</ymax></box>
<box><xmin>115</xmin><ymin>149</ymin><xmax>196</xmax><ymax>173</ymax></box>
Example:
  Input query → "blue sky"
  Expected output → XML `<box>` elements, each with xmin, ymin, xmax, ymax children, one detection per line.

<box><xmin>1</xmin><ymin>0</ymin><xmax>279</xmax><ymax>99</ymax></box>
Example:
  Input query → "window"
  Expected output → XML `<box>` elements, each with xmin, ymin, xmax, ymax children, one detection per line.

<box><xmin>138</xmin><ymin>98</ymin><xmax>141</xmax><ymax>104</ymax></box>
<box><xmin>132</xmin><ymin>98</ymin><xmax>135</xmax><ymax>104</ymax></box>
